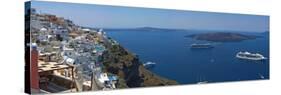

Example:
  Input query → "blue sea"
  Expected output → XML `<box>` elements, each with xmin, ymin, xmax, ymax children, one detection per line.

<box><xmin>106</xmin><ymin>29</ymin><xmax>269</xmax><ymax>84</ymax></box>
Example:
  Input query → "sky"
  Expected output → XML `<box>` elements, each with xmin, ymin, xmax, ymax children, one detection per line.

<box><xmin>30</xmin><ymin>1</ymin><xmax>269</xmax><ymax>32</ymax></box>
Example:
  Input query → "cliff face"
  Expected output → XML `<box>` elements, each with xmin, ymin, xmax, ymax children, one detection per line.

<box><xmin>101</xmin><ymin>44</ymin><xmax>177</xmax><ymax>88</ymax></box>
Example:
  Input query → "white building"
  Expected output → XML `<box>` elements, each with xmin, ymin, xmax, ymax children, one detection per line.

<box><xmin>82</xmin><ymin>28</ymin><xmax>91</xmax><ymax>32</ymax></box>
<box><xmin>97</xmin><ymin>73</ymin><xmax>118</xmax><ymax>89</ymax></box>
<box><xmin>52</xmin><ymin>26</ymin><xmax>69</xmax><ymax>41</ymax></box>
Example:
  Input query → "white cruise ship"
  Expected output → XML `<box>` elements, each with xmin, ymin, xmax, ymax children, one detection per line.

<box><xmin>236</xmin><ymin>51</ymin><xmax>266</xmax><ymax>61</ymax></box>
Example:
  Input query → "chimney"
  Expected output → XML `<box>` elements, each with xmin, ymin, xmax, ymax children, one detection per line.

<box><xmin>30</xmin><ymin>43</ymin><xmax>39</xmax><ymax>92</ymax></box>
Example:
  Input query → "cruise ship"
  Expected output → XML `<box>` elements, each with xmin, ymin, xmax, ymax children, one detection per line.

<box><xmin>190</xmin><ymin>43</ymin><xmax>213</xmax><ymax>49</ymax></box>
<box><xmin>236</xmin><ymin>51</ymin><xmax>266</xmax><ymax>61</ymax></box>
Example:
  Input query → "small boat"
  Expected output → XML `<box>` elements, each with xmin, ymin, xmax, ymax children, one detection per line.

<box><xmin>197</xmin><ymin>75</ymin><xmax>208</xmax><ymax>84</ymax></box>
<box><xmin>190</xmin><ymin>43</ymin><xmax>213</xmax><ymax>49</ymax></box>
<box><xmin>259</xmin><ymin>73</ymin><xmax>265</xmax><ymax>79</ymax></box>
<box><xmin>143</xmin><ymin>61</ymin><xmax>156</xmax><ymax>66</ymax></box>
<box><xmin>197</xmin><ymin>81</ymin><xmax>208</xmax><ymax>84</ymax></box>
<box><xmin>236</xmin><ymin>51</ymin><xmax>267</xmax><ymax>61</ymax></box>
<box><xmin>143</xmin><ymin>61</ymin><xmax>156</xmax><ymax>68</ymax></box>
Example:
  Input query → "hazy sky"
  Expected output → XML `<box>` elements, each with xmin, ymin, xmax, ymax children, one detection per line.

<box><xmin>31</xmin><ymin>1</ymin><xmax>269</xmax><ymax>32</ymax></box>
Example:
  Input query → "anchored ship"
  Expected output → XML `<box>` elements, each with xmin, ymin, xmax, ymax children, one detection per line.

<box><xmin>190</xmin><ymin>43</ymin><xmax>213</xmax><ymax>49</ymax></box>
<box><xmin>236</xmin><ymin>51</ymin><xmax>266</xmax><ymax>61</ymax></box>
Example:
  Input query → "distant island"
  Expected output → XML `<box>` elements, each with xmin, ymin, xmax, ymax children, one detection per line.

<box><xmin>105</xmin><ymin>27</ymin><xmax>186</xmax><ymax>32</ymax></box>
<box><xmin>135</xmin><ymin>27</ymin><xmax>185</xmax><ymax>31</ymax></box>
<box><xmin>186</xmin><ymin>32</ymin><xmax>258</xmax><ymax>42</ymax></box>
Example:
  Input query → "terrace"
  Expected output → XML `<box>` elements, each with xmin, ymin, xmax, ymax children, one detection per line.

<box><xmin>38</xmin><ymin>60</ymin><xmax>76</xmax><ymax>93</ymax></box>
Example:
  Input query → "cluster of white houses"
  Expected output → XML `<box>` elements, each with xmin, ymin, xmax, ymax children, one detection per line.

<box><xmin>29</xmin><ymin>9</ymin><xmax>118</xmax><ymax>93</ymax></box>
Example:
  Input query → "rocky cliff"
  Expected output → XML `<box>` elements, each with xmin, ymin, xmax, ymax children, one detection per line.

<box><xmin>101</xmin><ymin>43</ymin><xmax>178</xmax><ymax>88</ymax></box>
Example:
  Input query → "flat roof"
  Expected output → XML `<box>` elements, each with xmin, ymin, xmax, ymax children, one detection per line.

<box><xmin>38</xmin><ymin>60</ymin><xmax>73</xmax><ymax>73</ymax></box>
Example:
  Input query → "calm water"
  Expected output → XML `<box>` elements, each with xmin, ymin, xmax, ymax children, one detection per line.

<box><xmin>106</xmin><ymin>30</ymin><xmax>269</xmax><ymax>84</ymax></box>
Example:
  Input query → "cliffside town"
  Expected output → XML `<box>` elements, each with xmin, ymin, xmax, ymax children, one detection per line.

<box><xmin>26</xmin><ymin>8</ymin><xmax>177</xmax><ymax>93</ymax></box>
